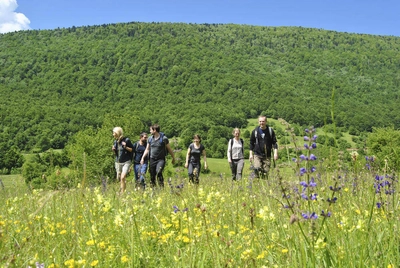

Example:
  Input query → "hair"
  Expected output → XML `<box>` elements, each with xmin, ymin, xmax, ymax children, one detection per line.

<box><xmin>258</xmin><ymin>115</ymin><xmax>267</xmax><ymax>120</ymax></box>
<box><xmin>113</xmin><ymin>127</ymin><xmax>124</xmax><ymax>142</ymax></box>
<box><xmin>151</xmin><ymin>124</ymin><xmax>160</xmax><ymax>133</ymax></box>
<box><xmin>140</xmin><ymin>132</ymin><xmax>147</xmax><ymax>138</ymax></box>
<box><xmin>232</xmin><ymin>128</ymin><xmax>240</xmax><ymax>135</ymax></box>
<box><xmin>193</xmin><ymin>134</ymin><xmax>201</xmax><ymax>142</ymax></box>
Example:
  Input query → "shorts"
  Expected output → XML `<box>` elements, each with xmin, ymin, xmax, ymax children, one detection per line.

<box><xmin>115</xmin><ymin>160</ymin><xmax>132</xmax><ymax>175</ymax></box>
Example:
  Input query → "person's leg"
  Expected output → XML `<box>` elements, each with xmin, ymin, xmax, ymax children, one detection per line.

<box><xmin>149</xmin><ymin>159</ymin><xmax>157</xmax><ymax>188</ymax></box>
<box><xmin>120</xmin><ymin>161</ymin><xmax>131</xmax><ymax>192</ymax></box>
<box><xmin>230</xmin><ymin>161</ymin><xmax>237</xmax><ymax>180</ymax></box>
<box><xmin>262</xmin><ymin>157</ymin><xmax>271</xmax><ymax>179</ymax></box>
<box><xmin>253</xmin><ymin>155</ymin><xmax>262</xmax><ymax>178</ymax></box>
<box><xmin>156</xmin><ymin>159</ymin><xmax>166</xmax><ymax>187</ymax></box>
<box><xmin>188</xmin><ymin>162</ymin><xmax>194</xmax><ymax>183</ymax></box>
<box><xmin>133</xmin><ymin>164</ymin><xmax>140</xmax><ymax>188</ymax></box>
<box><xmin>261</xmin><ymin>157</ymin><xmax>271</xmax><ymax>179</ymax></box>
<box><xmin>140</xmin><ymin>163</ymin><xmax>147</xmax><ymax>189</ymax></box>
<box><xmin>115</xmin><ymin>162</ymin><xmax>121</xmax><ymax>182</ymax></box>
<box><xmin>194</xmin><ymin>162</ymin><xmax>201</xmax><ymax>184</ymax></box>
<box><xmin>236</xmin><ymin>159</ymin><xmax>245</xmax><ymax>180</ymax></box>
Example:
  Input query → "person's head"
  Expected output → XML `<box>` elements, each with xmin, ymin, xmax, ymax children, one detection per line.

<box><xmin>258</xmin><ymin>115</ymin><xmax>267</xmax><ymax>129</ymax></box>
<box><xmin>140</xmin><ymin>132</ymin><xmax>148</xmax><ymax>142</ymax></box>
<box><xmin>193</xmin><ymin>134</ymin><xmax>201</xmax><ymax>143</ymax></box>
<box><xmin>113</xmin><ymin>127</ymin><xmax>124</xmax><ymax>140</ymax></box>
<box><xmin>150</xmin><ymin>124</ymin><xmax>160</xmax><ymax>134</ymax></box>
<box><xmin>232</xmin><ymin>128</ymin><xmax>240</xmax><ymax>137</ymax></box>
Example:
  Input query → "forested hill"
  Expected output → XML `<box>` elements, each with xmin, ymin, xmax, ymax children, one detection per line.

<box><xmin>1</xmin><ymin>22</ymin><xmax>400</xmax><ymax>152</ymax></box>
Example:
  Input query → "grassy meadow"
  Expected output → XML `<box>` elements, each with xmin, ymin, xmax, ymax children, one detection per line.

<box><xmin>1</xmin><ymin>147</ymin><xmax>399</xmax><ymax>268</ymax></box>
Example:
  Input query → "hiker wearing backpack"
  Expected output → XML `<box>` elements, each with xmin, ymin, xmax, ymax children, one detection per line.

<box><xmin>140</xmin><ymin>124</ymin><xmax>175</xmax><ymax>188</ymax></box>
<box><xmin>185</xmin><ymin>134</ymin><xmax>207</xmax><ymax>184</ymax></box>
<box><xmin>132</xmin><ymin>132</ymin><xmax>149</xmax><ymax>190</ymax></box>
<box><xmin>227</xmin><ymin>128</ymin><xmax>245</xmax><ymax>180</ymax></box>
<box><xmin>112</xmin><ymin>127</ymin><xmax>134</xmax><ymax>193</ymax></box>
<box><xmin>249</xmin><ymin>116</ymin><xmax>278</xmax><ymax>179</ymax></box>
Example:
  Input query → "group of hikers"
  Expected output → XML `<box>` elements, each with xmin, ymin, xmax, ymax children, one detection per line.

<box><xmin>112</xmin><ymin>115</ymin><xmax>278</xmax><ymax>192</ymax></box>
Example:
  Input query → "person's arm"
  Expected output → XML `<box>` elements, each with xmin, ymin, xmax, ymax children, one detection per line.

<box><xmin>140</xmin><ymin>143</ymin><xmax>150</xmax><ymax>165</ymax></box>
<box><xmin>202</xmin><ymin>149</ymin><xmax>207</xmax><ymax>169</ymax></box>
<box><xmin>184</xmin><ymin>147</ymin><xmax>190</xmax><ymax>168</ymax></box>
<box><xmin>122</xmin><ymin>139</ymin><xmax>133</xmax><ymax>153</ymax></box>
<box><xmin>249</xmin><ymin>130</ymin><xmax>255</xmax><ymax>162</ymax></box>
<box><xmin>272</xmin><ymin>130</ymin><xmax>279</xmax><ymax>160</ymax></box>
<box><xmin>227</xmin><ymin>139</ymin><xmax>232</xmax><ymax>162</ymax></box>
<box><xmin>166</xmin><ymin>143</ymin><xmax>175</xmax><ymax>164</ymax></box>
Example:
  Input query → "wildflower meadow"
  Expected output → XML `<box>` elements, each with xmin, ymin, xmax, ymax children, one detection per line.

<box><xmin>1</xmin><ymin>127</ymin><xmax>399</xmax><ymax>267</ymax></box>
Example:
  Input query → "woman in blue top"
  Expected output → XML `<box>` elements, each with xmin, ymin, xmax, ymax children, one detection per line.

<box><xmin>185</xmin><ymin>134</ymin><xmax>207</xmax><ymax>184</ymax></box>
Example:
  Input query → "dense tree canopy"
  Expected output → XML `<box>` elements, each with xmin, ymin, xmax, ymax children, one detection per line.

<box><xmin>1</xmin><ymin>22</ymin><xmax>399</xmax><ymax>158</ymax></box>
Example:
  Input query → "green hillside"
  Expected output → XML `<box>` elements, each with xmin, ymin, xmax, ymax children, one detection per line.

<box><xmin>1</xmin><ymin>22</ymin><xmax>400</xmax><ymax>156</ymax></box>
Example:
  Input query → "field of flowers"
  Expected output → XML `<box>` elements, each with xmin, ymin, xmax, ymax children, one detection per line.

<box><xmin>1</xmin><ymin>128</ymin><xmax>399</xmax><ymax>267</ymax></box>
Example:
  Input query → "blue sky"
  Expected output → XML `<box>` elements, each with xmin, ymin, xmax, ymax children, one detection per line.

<box><xmin>1</xmin><ymin>0</ymin><xmax>400</xmax><ymax>36</ymax></box>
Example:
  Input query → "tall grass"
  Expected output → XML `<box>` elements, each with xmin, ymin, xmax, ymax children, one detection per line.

<box><xmin>1</xmin><ymin>156</ymin><xmax>398</xmax><ymax>267</ymax></box>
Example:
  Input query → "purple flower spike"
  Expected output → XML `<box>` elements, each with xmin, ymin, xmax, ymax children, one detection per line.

<box><xmin>327</xmin><ymin>197</ymin><xmax>338</xmax><ymax>203</ymax></box>
<box><xmin>309</xmin><ymin>177</ymin><xmax>317</xmax><ymax>187</ymax></box>
<box><xmin>305</xmin><ymin>129</ymin><xmax>309</xmax><ymax>133</ymax></box>
<box><xmin>300</xmin><ymin>154</ymin><xmax>308</xmax><ymax>161</ymax></box>
<box><xmin>310</xmin><ymin>166</ymin><xmax>316</xmax><ymax>173</ymax></box>
<box><xmin>321</xmin><ymin>210</ymin><xmax>332</xmax><ymax>217</ymax></box>
<box><xmin>312</xmin><ymin>135</ymin><xmax>318</xmax><ymax>141</ymax></box>
<box><xmin>376</xmin><ymin>202</ymin><xmax>382</xmax><ymax>209</ymax></box>
<box><xmin>300</xmin><ymin>181</ymin><xmax>308</xmax><ymax>187</ymax></box>
<box><xmin>300</xmin><ymin>167</ymin><xmax>307</xmax><ymax>176</ymax></box>
<box><xmin>311</xmin><ymin>143</ymin><xmax>317</xmax><ymax>149</ymax></box>
<box><xmin>310</xmin><ymin>154</ymin><xmax>317</xmax><ymax>161</ymax></box>
<box><xmin>304</xmin><ymin>144</ymin><xmax>309</xmax><ymax>149</ymax></box>
<box><xmin>173</xmin><ymin>205</ymin><xmax>180</xmax><ymax>213</ymax></box>
<box><xmin>302</xmin><ymin>212</ymin><xmax>318</xmax><ymax>220</ymax></box>
<box><xmin>304</xmin><ymin>136</ymin><xmax>310</xmax><ymax>141</ymax></box>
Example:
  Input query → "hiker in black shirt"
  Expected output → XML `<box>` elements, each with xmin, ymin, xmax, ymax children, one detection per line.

<box><xmin>141</xmin><ymin>124</ymin><xmax>175</xmax><ymax>188</ymax></box>
<box><xmin>249</xmin><ymin>116</ymin><xmax>278</xmax><ymax>179</ymax></box>
<box><xmin>185</xmin><ymin>134</ymin><xmax>207</xmax><ymax>184</ymax></box>
<box><xmin>132</xmin><ymin>132</ymin><xmax>148</xmax><ymax>190</ymax></box>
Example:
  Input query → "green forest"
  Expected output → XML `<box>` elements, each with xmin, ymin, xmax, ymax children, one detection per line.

<box><xmin>1</xmin><ymin>22</ymin><xmax>400</xmax><ymax>180</ymax></box>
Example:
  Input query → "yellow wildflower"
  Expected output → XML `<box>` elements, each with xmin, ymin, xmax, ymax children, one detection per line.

<box><xmin>86</xmin><ymin>239</ymin><xmax>96</xmax><ymax>246</ymax></box>
<box><xmin>121</xmin><ymin>255</ymin><xmax>129</xmax><ymax>263</ymax></box>
<box><xmin>64</xmin><ymin>259</ymin><xmax>75</xmax><ymax>268</ymax></box>
<box><xmin>90</xmin><ymin>260</ymin><xmax>99</xmax><ymax>266</ymax></box>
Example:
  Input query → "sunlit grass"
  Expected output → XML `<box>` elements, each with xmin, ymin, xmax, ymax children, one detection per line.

<box><xmin>1</xmin><ymin>162</ymin><xmax>398</xmax><ymax>267</ymax></box>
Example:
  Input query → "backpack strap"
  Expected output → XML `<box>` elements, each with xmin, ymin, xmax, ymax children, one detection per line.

<box><xmin>230</xmin><ymin>138</ymin><xmax>233</xmax><ymax>160</ymax></box>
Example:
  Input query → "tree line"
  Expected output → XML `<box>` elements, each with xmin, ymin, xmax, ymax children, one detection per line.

<box><xmin>0</xmin><ymin>22</ymin><xmax>400</xmax><ymax>177</ymax></box>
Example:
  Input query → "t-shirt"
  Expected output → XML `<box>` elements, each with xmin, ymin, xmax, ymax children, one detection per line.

<box><xmin>133</xmin><ymin>142</ymin><xmax>148</xmax><ymax>164</ymax></box>
<box><xmin>188</xmin><ymin>143</ymin><xmax>205</xmax><ymax>163</ymax></box>
<box><xmin>149</xmin><ymin>134</ymin><xmax>169</xmax><ymax>160</ymax></box>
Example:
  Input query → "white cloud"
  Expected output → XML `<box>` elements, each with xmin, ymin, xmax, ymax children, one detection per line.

<box><xmin>0</xmin><ymin>0</ymin><xmax>30</xmax><ymax>33</ymax></box>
